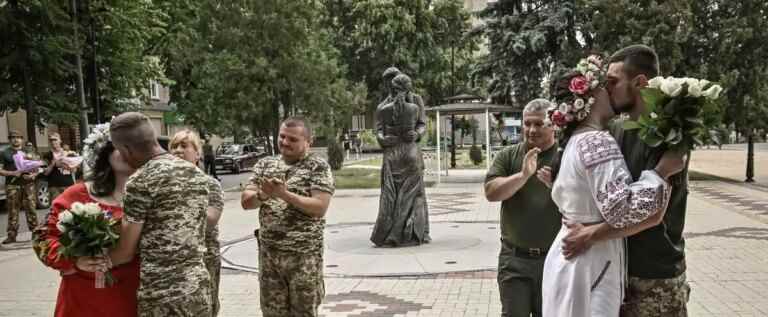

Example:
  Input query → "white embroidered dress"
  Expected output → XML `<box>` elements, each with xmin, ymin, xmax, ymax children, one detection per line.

<box><xmin>542</xmin><ymin>130</ymin><xmax>671</xmax><ymax>317</ymax></box>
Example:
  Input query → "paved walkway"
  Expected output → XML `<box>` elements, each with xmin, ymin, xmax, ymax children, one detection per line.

<box><xmin>690</xmin><ymin>145</ymin><xmax>767</xmax><ymax>187</ymax></box>
<box><xmin>3</xmin><ymin>179</ymin><xmax>768</xmax><ymax>316</ymax></box>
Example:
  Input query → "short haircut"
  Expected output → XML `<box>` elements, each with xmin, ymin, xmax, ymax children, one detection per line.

<box><xmin>109</xmin><ymin>112</ymin><xmax>157</xmax><ymax>151</ymax></box>
<box><xmin>48</xmin><ymin>132</ymin><xmax>61</xmax><ymax>140</ymax></box>
<box><xmin>282</xmin><ymin>116</ymin><xmax>313</xmax><ymax>140</ymax></box>
<box><xmin>523</xmin><ymin>98</ymin><xmax>552</xmax><ymax>114</ymax></box>
<box><xmin>169</xmin><ymin>129</ymin><xmax>203</xmax><ymax>156</ymax></box>
<box><xmin>608</xmin><ymin>44</ymin><xmax>660</xmax><ymax>78</ymax></box>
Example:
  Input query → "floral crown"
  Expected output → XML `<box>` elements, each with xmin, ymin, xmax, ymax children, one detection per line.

<box><xmin>546</xmin><ymin>55</ymin><xmax>605</xmax><ymax>130</ymax></box>
<box><xmin>81</xmin><ymin>123</ymin><xmax>111</xmax><ymax>177</ymax></box>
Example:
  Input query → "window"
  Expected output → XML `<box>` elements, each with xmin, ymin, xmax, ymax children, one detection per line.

<box><xmin>149</xmin><ymin>80</ymin><xmax>161</xmax><ymax>100</ymax></box>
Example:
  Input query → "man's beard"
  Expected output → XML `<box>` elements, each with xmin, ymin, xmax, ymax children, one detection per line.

<box><xmin>612</xmin><ymin>101</ymin><xmax>633</xmax><ymax>115</ymax></box>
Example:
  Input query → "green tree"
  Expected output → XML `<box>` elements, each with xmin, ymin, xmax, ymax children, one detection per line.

<box><xmin>0</xmin><ymin>0</ymin><xmax>75</xmax><ymax>144</ymax></box>
<box><xmin>158</xmin><ymin>0</ymin><xmax>366</xmax><ymax>151</ymax></box>
<box><xmin>321</xmin><ymin>0</ymin><xmax>477</xmax><ymax>108</ymax></box>
<box><xmin>472</xmin><ymin>0</ymin><xmax>582</xmax><ymax>106</ymax></box>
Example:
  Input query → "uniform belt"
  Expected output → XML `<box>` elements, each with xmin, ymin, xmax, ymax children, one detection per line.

<box><xmin>501</xmin><ymin>239</ymin><xmax>548</xmax><ymax>258</ymax></box>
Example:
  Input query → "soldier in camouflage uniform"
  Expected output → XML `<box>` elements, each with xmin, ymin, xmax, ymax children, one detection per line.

<box><xmin>1</xmin><ymin>130</ymin><xmax>39</xmax><ymax>244</ymax></box>
<box><xmin>106</xmin><ymin>113</ymin><xmax>212</xmax><ymax>317</ymax></box>
<box><xmin>170</xmin><ymin>129</ymin><xmax>225</xmax><ymax>316</ymax></box>
<box><xmin>242</xmin><ymin>117</ymin><xmax>335</xmax><ymax>317</ymax></box>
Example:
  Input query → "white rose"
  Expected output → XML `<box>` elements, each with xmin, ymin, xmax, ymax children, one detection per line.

<box><xmin>573</xmin><ymin>98</ymin><xmax>585</xmax><ymax>110</ymax></box>
<box><xmin>70</xmin><ymin>202</ymin><xmax>86</xmax><ymax>215</ymax></box>
<box><xmin>84</xmin><ymin>203</ymin><xmax>103</xmax><ymax>217</ymax></box>
<box><xmin>650</xmin><ymin>112</ymin><xmax>658</xmax><ymax>119</ymax></box>
<box><xmin>588</xmin><ymin>97</ymin><xmax>596</xmax><ymax>105</ymax></box>
<box><xmin>56</xmin><ymin>222</ymin><xmax>67</xmax><ymax>233</ymax></box>
<box><xmin>648</xmin><ymin>76</ymin><xmax>664</xmax><ymax>89</ymax></box>
<box><xmin>687</xmin><ymin>81</ymin><xmax>703</xmax><ymax>97</ymax></box>
<box><xmin>559</xmin><ymin>103</ymin><xmax>571</xmax><ymax>113</ymax></box>
<box><xmin>59</xmin><ymin>211</ymin><xmax>74</xmax><ymax>224</ymax></box>
<box><xmin>702</xmin><ymin>84</ymin><xmax>723</xmax><ymax>99</ymax></box>
<box><xmin>577</xmin><ymin>110</ymin><xmax>588</xmax><ymax>121</ymax></box>
<box><xmin>660</xmin><ymin>77</ymin><xmax>683</xmax><ymax>97</ymax></box>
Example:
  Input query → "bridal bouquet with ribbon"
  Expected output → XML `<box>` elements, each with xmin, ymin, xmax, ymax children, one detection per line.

<box><xmin>623</xmin><ymin>76</ymin><xmax>723</xmax><ymax>152</ymax></box>
<box><xmin>56</xmin><ymin>202</ymin><xmax>120</xmax><ymax>288</ymax></box>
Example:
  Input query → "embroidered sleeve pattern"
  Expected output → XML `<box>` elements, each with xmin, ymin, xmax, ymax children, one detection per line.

<box><xmin>593</xmin><ymin>164</ymin><xmax>671</xmax><ymax>228</ymax></box>
<box><xmin>577</xmin><ymin>131</ymin><xmax>624</xmax><ymax>169</ymax></box>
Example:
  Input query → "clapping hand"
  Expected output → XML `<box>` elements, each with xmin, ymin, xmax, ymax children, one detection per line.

<box><xmin>521</xmin><ymin>148</ymin><xmax>541</xmax><ymax>178</ymax></box>
<box><xmin>537</xmin><ymin>166</ymin><xmax>553</xmax><ymax>188</ymax></box>
<box><xmin>261</xmin><ymin>177</ymin><xmax>288</xmax><ymax>200</ymax></box>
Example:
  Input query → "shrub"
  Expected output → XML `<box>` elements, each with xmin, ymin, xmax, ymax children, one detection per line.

<box><xmin>327</xmin><ymin>140</ymin><xmax>345</xmax><ymax>170</ymax></box>
<box><xmin>469</xmin><ymin>145</ymin><xmax>484</xmax><ymax>165</ymax></box>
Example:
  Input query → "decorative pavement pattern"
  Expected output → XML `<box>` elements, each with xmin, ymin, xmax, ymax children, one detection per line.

<box><xmin>426</xmin><ymin>192</ymin><xmax>475</xmax><ymax>216</ymax></box>
<box><xmin>320</xmin><ymin>291</ymin><xmax>431</xmax><ymax>317</ymax></box>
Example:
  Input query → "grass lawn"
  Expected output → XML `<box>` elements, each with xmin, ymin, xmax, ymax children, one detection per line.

<box><xmin>350</xmin><ymin>157</ymin><xmax>382</xmax><ymax>167</ymax></box>
<box><xmin>334</xmin><ymin>168</ymin><xmax>381</xmax><ymax>189</ymax></box>
<box><xmin>333</xmin><ymin>167</ymin><xmax>436</xmax><ymax>189</ymax></box>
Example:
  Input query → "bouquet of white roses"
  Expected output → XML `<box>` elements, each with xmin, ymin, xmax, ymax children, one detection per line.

<box><xmin>57</xmin><ymin>202</ymin><xmax>120</xmax><ymax>288</ymax></box>
<box><xmin>623</xmin><ymin>76</ymin><xmax>723</xmax><ymax>152</ymax></box>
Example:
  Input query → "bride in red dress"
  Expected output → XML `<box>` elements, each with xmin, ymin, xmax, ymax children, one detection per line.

<box><xmin>34</xmin><ymin>124</ymin><xmax>139</xmax><ymax>317</ymax></box>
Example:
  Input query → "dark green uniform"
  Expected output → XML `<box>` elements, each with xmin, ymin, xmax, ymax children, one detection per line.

<box><xmin>485</xmin><ymin>143</ymin><xmax>561</xmax><ymax>317</ymax></box>
<box><xmin>249</xmin><ymin>153</ymin><xmax>334</xmax><ymax>317</ymax></box>
<box><xmin>612</xmin><ymin>125</ymin><xmax>691</xmax><ymax>317</ymax></box>
<box><xmin>1</xmin><ymin>147</ymin><xmax>38</xmax><ymax>241</ymax></box>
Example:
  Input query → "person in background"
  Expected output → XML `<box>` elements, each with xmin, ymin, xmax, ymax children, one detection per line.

<box><xmin>169</xmin><ymin>130</ymin><xmax>225</xmax><ymax>316</ymax></box>
<box><xmin>43</xmin><ymin>133</ymin><xmax>78</xmax><ymax>202</ymax></box>
<box><xmin>203</xmin><ymin>138</ymin><xmax>220</xmax><ymax>181</ymax></box>
<box><xmin>0</xmin><ymin>130</ymin><xmax>39</xmax><ymax>244</ymax></box>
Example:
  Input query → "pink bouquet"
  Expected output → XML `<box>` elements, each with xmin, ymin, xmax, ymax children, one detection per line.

<box><xmin>60</xmin><ymin>156</ymin><xmax>84</xmax><ymax>169</ymax></box>
<box><xmin>13</xmin><ymin>152</ymin><xmax>44</xmax><ymax>173</ymax></box>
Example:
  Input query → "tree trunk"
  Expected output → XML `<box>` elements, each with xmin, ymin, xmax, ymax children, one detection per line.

<box><xmin>271</xmin><ymin>94</ymin><xmax>281</xmax><ymax>155</ymax></box>
<box><xmin>10</xmin><ymin>0</ymin><xmax>38</xmax><ymax>146</ymax></box>
<box><xmin>71</xmin><ymin>0</ymin><xmax>90</xmax><ymax>144</ymax></box>
<box><xmin>22</xmin><ymin>63</ymin><xmax>37</xmax><ymax>146</ymax></box>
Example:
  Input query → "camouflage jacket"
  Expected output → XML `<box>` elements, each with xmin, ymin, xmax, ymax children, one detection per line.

<box><xmin>123</xmin><ymin>153</ymin><xmax>211</xmax><ymax>303</ymax></box>
<box><xmin>205</xmin><ymin>175</ymin><xmax>224</xmax><ymax>258</ymax></box>
<box><xmin>248</xmin><ymin>153</ymin><xmax>335</xmax><ymax>254</ymax></box>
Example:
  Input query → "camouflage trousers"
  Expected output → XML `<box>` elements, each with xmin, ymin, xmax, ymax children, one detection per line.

<box><xmin>259</xmin><ymin>245</ymin><xmax>325</xmax><ymax>317</ymax></box>
<box><xmin>205</xmin><ymin>251</ymin><xmax>221</xmax><ymax>316</ymax></box>
<box><xmin>620</xmin><ymin>273</ymin><xmax>691</xmax><ymax>317</ymax></box>
<box><xmin>139</xmin><ymin>287</ymin><xmax>212</xmax><ymax>317</ymax></box>
<box><xmin>48</xmin><ymin>186</ymin><xmax>68</xmax><ymax>205</ymax></box>
<box><xmin>5</xmin><ymin>183</ymin><xmax>38</xmax><ymax>238</ymax></box>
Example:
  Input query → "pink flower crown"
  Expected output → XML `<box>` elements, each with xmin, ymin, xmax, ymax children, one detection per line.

<box><xmin>546</xmin><ymin>55</ymin><xmax>605</xmax><ymax>130</ymax></box>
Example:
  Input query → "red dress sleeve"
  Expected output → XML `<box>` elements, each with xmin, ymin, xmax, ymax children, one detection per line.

<box><xmin>40</xmin><ymin>183</ymin><xmax>89</xmax><ymax>272</ymax></box>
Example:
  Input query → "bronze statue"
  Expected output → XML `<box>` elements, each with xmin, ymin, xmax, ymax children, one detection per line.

<box><xmin>370</xmin><ymin>72</ymin><xmax>431</xmax><ymax>247</ymax></box>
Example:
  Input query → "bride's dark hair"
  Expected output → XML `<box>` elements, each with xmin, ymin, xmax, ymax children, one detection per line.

<box><xmin>85</xmin><ymin>142</ymin><xmax>117</xmax><ymax>197</ymax></box>
<box><xmin>549</xmin><ymin>71</ymin><xmax>585</xmax><ymax>182</ymax></box>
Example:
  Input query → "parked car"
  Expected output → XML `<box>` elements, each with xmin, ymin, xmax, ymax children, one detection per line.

<box><xmin>215</xmin><ymin>144</ymin><xmax>267</xmax><ymax>174</ymax></box>
<box><xmin>0</xmin><ymin>143</ymin><xmax>50</xmax><ymax>210</ymax></box>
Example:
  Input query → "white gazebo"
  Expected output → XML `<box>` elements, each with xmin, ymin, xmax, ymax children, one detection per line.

<box><xmin>425</xmin><ymin>94</ymin><xmax>519</xmax><ymax>183</ymax></box>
